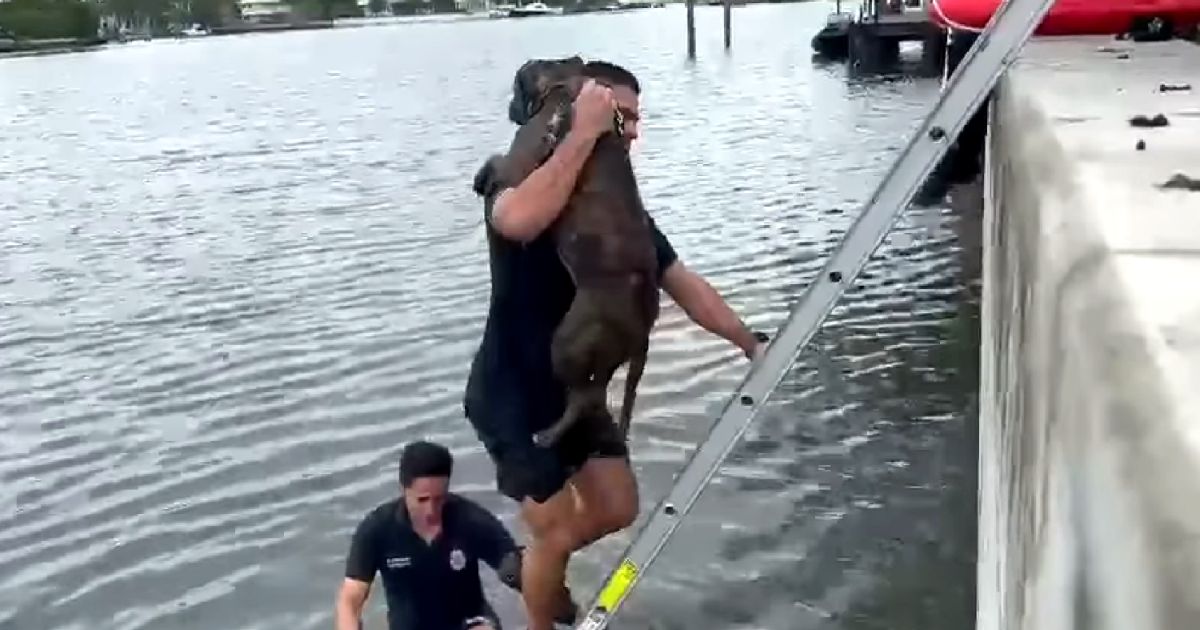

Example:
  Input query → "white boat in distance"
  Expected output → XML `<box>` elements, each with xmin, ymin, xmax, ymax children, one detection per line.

<box><xmin>180</xmin><ymin>23</ymin><xmax>211</xmax><ymax>36</ymax></box>
<box><xmin>506</xmin><ymin>2</ymin><xmax>565</xmax><ymax>17</ymax></box>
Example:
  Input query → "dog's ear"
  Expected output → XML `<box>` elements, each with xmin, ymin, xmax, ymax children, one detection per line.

<box><xmin>563</xmin><ymin>55</ymin><xmax>585</xmax><ymax>76</ymax></box>
<box><xmin>508</xmin><ymin>57</ymin><xmax>587</xmax><ymax>125</ymax></box>
<box><xmin>532</xmin><ymin>59</ymin><xmax>577</xmax><ymax>99</ymax></box>
<box><xmin>533</xmin><ymin>73</ymin><xmax>553</xmax><ymax>102</ymax></box>
<box><xmin>507</xmin><ymin>90</ymin><xmax>529</xmax><ymax>126</ymax></box>
<box><xmin>564</xmin><ymin>74</ymin><xmax>587</xmax><ymax>99</ymax></box>
<box><xmin>508</xmin><ymin>59</ymin><xmax>543</xmax><ymax>125</ymax></box>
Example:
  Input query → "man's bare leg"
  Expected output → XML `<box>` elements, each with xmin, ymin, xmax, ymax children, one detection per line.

<box><xmin>569</xmin><ymin>456</ymin><xmax>638</xmax><ymax>546</ymax></box>
<box><xmin>520</xmin><ymin>457</ymin><xmax>639</xmax><ymax>629</ymax></box>
<box><xmin>521</xmin><ymin>487</ymin><xmax>582</xmax><ymax>630</ymax></box>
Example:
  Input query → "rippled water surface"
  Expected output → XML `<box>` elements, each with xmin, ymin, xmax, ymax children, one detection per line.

<box><xmin>0</xmin><ymin>4</ymin><xmax>980</xmax><ymax>629</ymax></box>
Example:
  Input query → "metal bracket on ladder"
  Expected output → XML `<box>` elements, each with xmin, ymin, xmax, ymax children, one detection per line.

<box><xmin>573</xmin><ymin>0</ymin><xmax>1059</xmax><ymax>628</ymax></box>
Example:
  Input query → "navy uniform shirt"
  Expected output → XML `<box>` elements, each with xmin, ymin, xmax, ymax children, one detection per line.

<box><xmin>343</xmin><ymin>493</ymin><xmax>518</xmax><ymax>630</ymax></box>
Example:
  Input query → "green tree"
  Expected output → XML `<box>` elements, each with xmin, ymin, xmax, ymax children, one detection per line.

<box><xmin>186</xmin><ymin>0</ymin><xmax>240</xmax><ymax>25</ymax></box>
<box><xmin>96</xmin><ymin>0</ymin><xmax>238</xmax><ymax>30</ymax></box>
<box><xmin>0</xmin><ymin>0</ymin><xmax>100</xmax><ymax>39</ymax></box>
<box><xmin>287</xmin><ymin>0</ymin><xmax>361</xmax><ymax>20</ymax></box>
<box><xmin>102</xmin><ymin>0</ymin><xmax>170</xmax><ymax>27</ymax></box>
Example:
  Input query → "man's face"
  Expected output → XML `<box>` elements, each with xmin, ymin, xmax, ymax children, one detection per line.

<box><xmin>403</xmin><ymin>475</ymin><xmax>449</xmax><ymax>530</ymax></box>
<box><xmin>610</xmin><ymin>83</ymin><xmax>641</xmax><ymax>149</ymax></box>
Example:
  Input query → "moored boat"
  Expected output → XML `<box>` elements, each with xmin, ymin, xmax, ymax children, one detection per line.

<box><xmin>180</xmin><ymin>24</ymin><xmax>210</xmax><ymax>37</ymax></box>
<box><xmin>928</xmin><ymin>0</ymin><xmax>1200</xmax><ymax>37</ymax></box>
<box><xmin>507</xmin><ymin>2</ymin><xmax>564</xmax><ymax>17</ymax></box>
<box><xmin>810</xmin><ymin>10</ymin><xmax>853</xmax><ymax>58</ymax></box>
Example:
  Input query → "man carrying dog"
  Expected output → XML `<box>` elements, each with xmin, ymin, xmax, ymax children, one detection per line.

<box><xmin>464</xmin><ymin>60</ymin><xmax>768</xmax><ymax>630</ymax></box>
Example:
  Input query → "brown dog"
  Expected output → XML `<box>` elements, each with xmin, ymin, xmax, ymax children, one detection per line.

<box><xmin>472</xmin><ymin>56</ymin><xmax>659</xmax><ymax>448</ymax></box>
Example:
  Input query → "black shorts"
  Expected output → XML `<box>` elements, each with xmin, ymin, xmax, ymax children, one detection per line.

<box><xmin>464</xmin><ymin>398</ymin><xmax>629</xmax><ymax>504</ymax></box>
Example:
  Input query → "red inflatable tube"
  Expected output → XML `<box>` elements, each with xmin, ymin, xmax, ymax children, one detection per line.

<box><xmin>927</xmin><ymin>0</ymin><xmax>1200</xmax><ymax>36</ymax></box>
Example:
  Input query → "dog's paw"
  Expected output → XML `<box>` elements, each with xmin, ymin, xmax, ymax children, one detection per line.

<box><xmin>472</xmin><ymin>155</ymin><xmax>503</xmax><ymax>197</ymax></box>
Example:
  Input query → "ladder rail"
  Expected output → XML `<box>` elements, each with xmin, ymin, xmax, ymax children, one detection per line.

<box><xmin>574</xmin><ymin>0</ymin><xmax>1059</xmax><ymax>627</ymax></box>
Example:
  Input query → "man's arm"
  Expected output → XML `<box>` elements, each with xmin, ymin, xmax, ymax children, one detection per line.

<box><xmin>489</xmin><ymin>130</ymin><xmax>597</xmax><ymax>243</ymax></box>
<box><xmin>463</xmin><ymin>501</ymin><xmax>523</xmax><ymax>592</ymax></box>
<box><xmin>649</xmin><ymin>217</ymin><xmax>763</xmax><ymax>360</ymax></box>
<box><xmin>662</xmin><ymin>261</ymin><xmax>761</xmax><ymax>359</ymax></box>
<box><xmin>336</xmin><ymin>579</ymin><xmax>371</xmax><ymax>630</ymax></box>
<box><xmin>335</xmin><ymin>514</ymin><xmax>379</xmax><ymax>630</ymax></box>
<box><xmin>487</xmin><ymin>79</ymin><xmax>615</xmax><ymax>243</ymax></box>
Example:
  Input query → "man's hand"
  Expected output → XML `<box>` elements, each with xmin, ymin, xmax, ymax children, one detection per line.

<box><xmin>571</xmin><ymin>79</ymin><xmax>616</xmax><ymax>140</ymax></box>
<box><xmin>488</xmin><ymin>82</ymin><xmax>606</xmax><ymax>243</ymax></box>
<box><xmin>497</xmin><ymin>547</ymin><xmax>522</xmax><ymax>592</ymax></box>
<box><xmin>746</xmin><ymin>331</ymin><xmax>770</xmax><ymax>363</ymax></box>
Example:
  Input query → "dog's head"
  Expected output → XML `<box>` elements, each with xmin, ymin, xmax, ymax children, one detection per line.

<box><xmin>507</xmin><ymin>55</ymin><xmax>587</xmax><ymax>125</ymax></box>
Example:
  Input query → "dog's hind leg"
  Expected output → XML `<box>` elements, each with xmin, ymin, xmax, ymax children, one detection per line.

<box><xmin>534</xmin><ymin>386</ymin><xmax>590</xmax><ymax>448</ymax></box>
<box><xmin>617</xmin><ymin>336</ymin><xmax>648</xmax><ymax>439</ymax></box>
<box><xmin>536</xmin><ymin>307</ymin><xmax>604</xmax><ymax>448</ymax></box>
<box><xmin>536</xmin><ymin>357</ymin><xmax>619</xmax><ymax>448</ymax></box>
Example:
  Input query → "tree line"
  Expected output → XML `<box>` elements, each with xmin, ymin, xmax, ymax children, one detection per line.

<box><xmin>0</xmin><ymin>0</ymin><xmax>364</xmax><ymax>40</ymax></box>
<box><xmin>0</xmin><ymin>0</ymin><xmax>104</xmax><ymax>39</ymax></box>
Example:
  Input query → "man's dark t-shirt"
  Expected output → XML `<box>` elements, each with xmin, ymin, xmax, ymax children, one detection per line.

<box><xmin>343</xmin><ymin>494</ymin><xmax>518</xmax><ymax>630</ymax></box>
<box><xmin>462</xmin><ymin>171</ymin><xmax>679</xmax><ymax>500</ymax></box>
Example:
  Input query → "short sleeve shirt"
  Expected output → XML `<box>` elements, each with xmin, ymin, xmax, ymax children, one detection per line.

<box><xmin>463</xmin><ymin>165</ymin><xmax>679</xmax><ymax>434</ymax></box>
<box><xmin>343</xmin><ymin>494</ymin><xmax>518</xmax><ymax>630</ymax></box>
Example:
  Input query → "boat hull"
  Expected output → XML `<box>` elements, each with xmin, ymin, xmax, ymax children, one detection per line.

<box><xmin>507</xmin><ymin>8</ymin><xmax>563</xmax><ymax>16</ymax></box>
<box><xmin>928</xmin><ymin>0</ymin><xmax>1200</xmax><ymax>35</ymax></box>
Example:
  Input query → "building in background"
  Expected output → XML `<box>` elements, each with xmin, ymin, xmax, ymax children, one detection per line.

<box><xmin>238</xmin><ymin>0</ymin><xmax>294</xmax><ymax>22</ymax></box>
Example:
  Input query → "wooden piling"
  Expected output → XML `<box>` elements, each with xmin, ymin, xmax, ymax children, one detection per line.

<box><xmin>723</xmin><ymin>0</ymin><xmax>731</xmax><ymax>50</ymax></box>
<box><xmin>686</xmin><ymin>0</ymin><xmax>696</xmax><ymax>58</ymax></box>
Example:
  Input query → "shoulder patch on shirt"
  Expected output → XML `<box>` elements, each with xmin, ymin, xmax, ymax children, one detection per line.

<box><xmin>449</xmin><ymin>548</ymin><xmax>467</xmax><ymax>571</ymax></box>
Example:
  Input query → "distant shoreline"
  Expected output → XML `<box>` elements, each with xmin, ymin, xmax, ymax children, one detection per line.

<box><xmin>207</xmin><ymin>20</ymin><xmax>336</xmax><ymax>36</ymax></box>
<box><xmin>0</xmin><ymin>36</ymin><xmax>108</xmax><ymax>60</ymax></box>
<box><xmin>0</xmin><ymin>2</ymin><xmax>817</xmax><ymax>61</ymax></box>
<box><xmin>0</xmin><ymin>21</ymin><xmax>338</xmax><ymax>60</ymax></box>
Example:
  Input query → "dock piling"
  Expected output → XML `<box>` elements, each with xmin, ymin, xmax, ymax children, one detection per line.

<box><xmin>686</xmin><ymin>0</ymin><xmax>696</xmax><ymax>58</ymax></box>
<box><xmin>723</xmin><ymin>0</ymin><xmax>732</xmax><ymax>50</ymax></box>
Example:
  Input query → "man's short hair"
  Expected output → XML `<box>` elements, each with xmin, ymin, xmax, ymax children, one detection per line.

<box><xmin>583</xmin><ymin>60</ymin><xmax>641</xmax><ymax>94</ymax></box>
<box><xmin>399</xmin><ymin>440</ymin><xmax>453</xmax><ymax>487</ymax></box>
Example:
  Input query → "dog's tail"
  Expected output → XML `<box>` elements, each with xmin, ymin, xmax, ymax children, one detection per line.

<box><xmin>618</xmin><ymin>341</ymin><xmax>648</xmax><ymax>438</ymax></box>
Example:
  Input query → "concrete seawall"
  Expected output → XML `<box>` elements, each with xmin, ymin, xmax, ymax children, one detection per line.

<box><xmin>978</xmin><ymin>38</ymin><xmax>1200</xmax><ymax>630</ymax></box>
